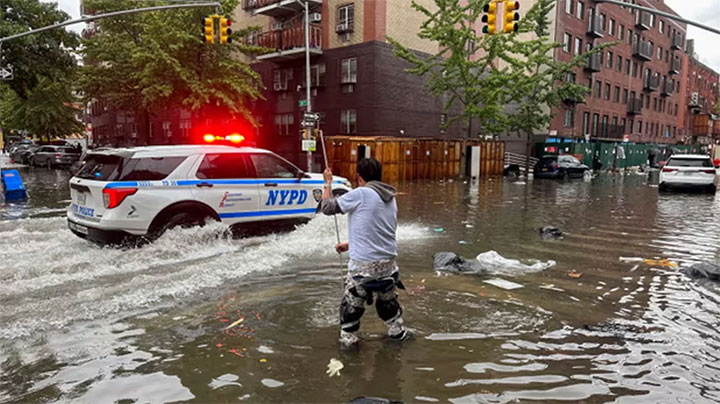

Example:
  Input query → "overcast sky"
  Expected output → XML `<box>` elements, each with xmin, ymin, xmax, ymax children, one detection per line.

<box><xmin>45</xmin><ymin>0</ymin><xmax>720</xmax><ymax>72</ymax></box>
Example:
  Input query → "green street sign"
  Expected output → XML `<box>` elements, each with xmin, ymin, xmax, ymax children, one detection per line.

<box><xmin>298</xmin><ymin>99</ymin><xmax>308</xmax><ymax>107</ymax></box>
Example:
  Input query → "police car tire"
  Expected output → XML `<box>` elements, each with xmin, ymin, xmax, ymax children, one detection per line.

<box><xmin>148</xmin><ymin>206</ymin><xmax>218</xmax><ymax>240</ymax></box>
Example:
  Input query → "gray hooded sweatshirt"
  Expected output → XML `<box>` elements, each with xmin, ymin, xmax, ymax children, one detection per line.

<box><xmin>321</xmin><ymin>181</ymin><xmax>398</xmax><ymax>263</ymax></box>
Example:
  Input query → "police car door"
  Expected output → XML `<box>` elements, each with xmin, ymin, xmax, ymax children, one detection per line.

<box><xmin>191</xmin><ymin>153</ymin><xmax>260</xmax><ymax>224</ymax></box>
<box><xmin>249</xmin><ymin>153</ymin><xmax>315</xmax><ymax>219</ymax></box>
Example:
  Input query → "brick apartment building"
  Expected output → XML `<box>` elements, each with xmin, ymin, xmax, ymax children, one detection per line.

<box><xmin>683</xmin><ymin>40</ymin><xmax>720</xmax><ymax>144</ymax></box>
<box><xmin>235</xmin><ymin>0</ymin><xmax>466</xmax><ymax>166</ymax></box>
<box><xmin>549</xmin><ymin>0</ymin><xmax>688</xmax><ymax>144</ymax></box>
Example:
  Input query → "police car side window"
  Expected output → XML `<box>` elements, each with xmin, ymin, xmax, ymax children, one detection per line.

<box><xmin>196</xmin><ymin>154</ymin><xmax>253</xmax><ymax>179</ymax></box>
<box><xmin>250</xmin><ymin>154</ymin><xmax>297</xmax><ymax>178</ymax></box>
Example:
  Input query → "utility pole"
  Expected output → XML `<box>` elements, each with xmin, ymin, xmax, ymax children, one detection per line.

<box><xmin>303</xmin><ymin>0</ymin><xmax>313</xmax><ymax>173</ymax></box>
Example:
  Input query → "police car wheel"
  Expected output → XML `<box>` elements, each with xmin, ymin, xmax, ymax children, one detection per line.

<box><xmin>149</xmin><ymin>211</ymin><xmax>212</xmax><ymax>240</ymax></box>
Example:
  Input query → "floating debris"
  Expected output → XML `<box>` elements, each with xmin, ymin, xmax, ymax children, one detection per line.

<box><xmin>643</xmin><ymin>258</ymin><xmax>678</xmax><ymax>268</ymax></box>
<box><xmin>225</xmin><ymin>317</ymin><xmax>245</xmax><ymax>330</ymax></box>
<box><xmin>483</xmin><ymin>278</ymin><xmax>524</xmax><ymax>290</ymax></box>
<box><xmin>326</xmin><ymin>358</ymin><xmax>344</xmax><ymax>377</ymax></box>
<box><xmin>568</xmin><ymin>271</ymin><xmax>583</xmax><ymax>278</ymax></box>
<box><xmin>433</xmin><ymin>228</ymin><xmax>444</xmax><ymax>232</ymax></box>
<box><xmin>619</xmin><ymin>257</ymin><xmax>644</xmax><ymax>263</ymax></box>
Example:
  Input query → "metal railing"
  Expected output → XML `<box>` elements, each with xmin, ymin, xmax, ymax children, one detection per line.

<box><xmin>256</xmin><ymin>23</ymin><xmax>321</xmax><ymax>52</ymax></box>
<box><xmin>505</xmin><ymin>152</ymin><xmax>538</xmax><ymax>172</ymax></box>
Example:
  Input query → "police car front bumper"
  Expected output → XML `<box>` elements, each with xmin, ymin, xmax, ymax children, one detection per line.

<box><xmin>67</xmin><ymin>218</ymin><xmax>136</xmax><ymax>245</ymax></box>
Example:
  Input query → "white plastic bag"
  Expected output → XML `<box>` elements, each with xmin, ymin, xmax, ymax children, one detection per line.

<box><xmin>475</xmin><ymin>250</ymin><xmax>555</xmax><ymax>276</ymax></box>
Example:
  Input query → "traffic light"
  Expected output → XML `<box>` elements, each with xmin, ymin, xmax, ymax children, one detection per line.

<box><xmin>219</xmin><ymin>17</ymin><xmax>232</xmax><ymax>44</ymax></box>
<box><xmin>203</xmin><ymin>16</ymin><xmax>215</xmax><ymax>44</ymax></box>
<box><xmin>503</xmin><ymin>1</ymin><xmax>520</xmax><ymax>33</ymax></box>
<box><xmin>482</xmin><ymin>1</ymin><xmax>498</xmax><ymax>35</ymax></box>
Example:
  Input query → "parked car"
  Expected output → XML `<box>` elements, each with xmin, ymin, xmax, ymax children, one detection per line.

<box><xmin>67</xmin><ymin>145</ymin><xmax>353</xmax><ymax>245</ymax></box>
<box><xmin>7</xmin><ymin>140</ymin><xmax>33</xmax><ymax>154</ymax></box>
<box><xmin>659</xmin><ymin>154</ymin><xmax>718</xmax><ymax>193</ymax></box>
<box><xmin>29</xmin><ymin>146</ymin><xmax>81</xmax><ymax>168</ymax></box>
<box><xmin>10</xmin><ymin>145</ymin><xmax>39</xmax><ymax>164</ymax></box>
<box><xmin>533</xmin><ymin>155</ymin><xmax>589</xmax><ymax>179</ymax></box>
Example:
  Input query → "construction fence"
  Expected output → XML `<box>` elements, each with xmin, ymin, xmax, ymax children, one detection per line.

<box><xmin>324</xmin><ymin>136</ymin><xmax>504</xmax><ymax>184</ymax></box>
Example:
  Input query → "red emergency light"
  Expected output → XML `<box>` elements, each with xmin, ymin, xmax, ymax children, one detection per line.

<box><xmin>203</xmin><ymin>133</ymin><xmax>245</xmax><ymax>144</ymax></box>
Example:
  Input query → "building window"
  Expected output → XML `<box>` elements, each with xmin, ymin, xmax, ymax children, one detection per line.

<box><xmin>621</xmin><ymin>118</ymin><xmax>626</xmax><ymax>133</ymax></box>
<box><xmin>614</xmin><ymin>86</ymin><xmax>620</xmax><ymax>103</ymax></box>
<box><xmin>616</xmin><ymin>55</ymin><xmax>622</xmax><ymax>72</ymax></box>
<box><xmin>659</xmin><ymin>19</ymin><xmax>665</xmax><ymax>34</ymax></box>
<box><xmin>592</xmin><ymin>113</ymin><xmax>599</xmax><ymax>136</ymax></box>
<box><xmin>574</xmin><ymin>37</ymin><xmax>582</xmax><ymax>55</ymax></box>
<box><xmin>619</xmin><ymin>24</ymin><xmax>624</xmax><ymax>41</ymax></box>
<box><xmin>604</xmin><ymin>83</ymin><xmax>611</xmax><ymax>100</ymax></box>
<box><xmin>337</xmin><ymin>3</ymin><xmax>355</xmax><ymax>31</ymax></box>
<box><xmin>341</xmin><ymin>57</ymin><xmax>357</xmax><ymax>83</ymax></box>
<box><xmin>565</xmin><ymin>0</ymin><xmax>572</xmax><ymax>14</ymax></box>
<box><xmin>564</xmin><ymin>108</ymin><xmax>575</xmax><ymax>127</ymax></box>
<box><xmin>305</xmin><ymin>64</ymin><xmax>326</xmax><ymax>87</ymax></box>
<box><xmin>627</xmin><ymin>29</ymin><xmax>633</xmax><ymax>45</ymax></box>
<box><xmin>623</xmin><ymin>88</ymin><xmax>628</xmax><ymax>104</ymax></box>
<box><xmin>632</xmin><ymin>62</ymin><xmax>638</xmax><ymax>78</ymax></box>
<box><xmin>609</xmin><ymin>19</ymin><xmax>615</xmax><ymax>36</ymax></box>
<box><xmin>594</xmin><ymin>80</ymin><xmax>602</xmax><ymax>98</ymax></box>
<box><xmin>625</xmin><ymin>58</ymin><xmax>631</xmax><ymax>75</ymax></box>
<box><xmin>638</xmin><ymin>121</ymin><xmax>643</xmax><ymax>134</ymax></box>
<box><xmin>162</xmin><ymin>121</ymin><xmax>171</xmax><ymax>138</ymax></box>
<box><xmin>563</xmin><ymin>33</ymin><xmax>571</xmax><ymax>52</ymax></box>
<box><xmin>599</xmin><ymin>13</ymin><xmax>606</xmax><ymax>30</ymax></box>
<box><xmin>273</xmin><ymin>69</ymin><xmax>292</xmax><ymax>91</ymax></box>
<box><xmin>657</xmin><ymin>46</ymin><xmax>663</xmax><ymax>60</ymax></box>
<box><xmin>275</xmin><ymin>113</ymin><xmax>294</xmax><ymax>136</ymax></box>
<box><xmin>582</xmin><ymin>111</ymin><xmax>590</xmax><ymax>135</ymax></box>
<box><xmin>601</xmin><ymin>115</ymin><xmax>608</xmax><ymax>137</ymax></box>
<box><xmin>607</xmin><ymin>51</ymin><xmax>613</xmax><ymax>68</ymax></box>
<box><xmin>341</xmin><ymin>109</ymin><xmax>357</xmax><ymax>134</ymax></box>
<box><xmin>576</xmin><ymin>1</ymin><xmax>584</xmax><ymax>19</ymax></box>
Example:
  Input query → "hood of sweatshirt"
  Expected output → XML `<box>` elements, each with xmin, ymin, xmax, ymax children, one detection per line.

<box><xmin>365</xmin><ymin>181</ymin><xmax>396</xmax><ymax>203</ymax></box>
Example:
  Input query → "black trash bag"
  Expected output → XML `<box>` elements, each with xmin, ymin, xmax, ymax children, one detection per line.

<box><xmin>682</xmin><ymin>263</ymin><xmax>720</xmax><ymax>281</ymax></box>
<box><xmin>433</xmin><ymin>252</ymin><xmax>486</xmax><ymax>274</ymax></box>
<box><xmin>538</xmin><ymin>226</ymin><xmax>562</xmax><ymax>239</ymax></box>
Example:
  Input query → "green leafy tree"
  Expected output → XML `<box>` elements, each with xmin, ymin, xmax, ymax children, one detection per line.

<box><xmin>389</xmin><ymin>0</ymin><xmax>607</xmax><ymax>171</ymax></box>
<box><xmin>0</xmin><ymin>78</ymin><xmax>82</xmax><ymax>141</ymax></box>
<box><xmin>501</xmin><ymin>0</ymin><xmax>610</xmax><ymax>173</ymax></box>
<box><xmin>0</xmin><ymin>0</ymin><xmax>79</xmax><ymax>99</ymax></box>
<box><xmin>79</xmin><ymin>0</ymin><xmax>264</xmax><ymax>144</ymax></box>
<box><xmin>387</xmin><ymin>0</ymin><xmax>513</xmax><ymax>137</ymax></box>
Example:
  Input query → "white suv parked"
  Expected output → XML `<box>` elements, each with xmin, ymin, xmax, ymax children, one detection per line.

<box><xmin>659</xmin><ymin>154</ymin><xmax>718</xmax><ymax>193</ymax></box>
<box><xmin>67</xmin><ymin>145</ymin><xmax>353</xmax><ymax>244</ymax></box>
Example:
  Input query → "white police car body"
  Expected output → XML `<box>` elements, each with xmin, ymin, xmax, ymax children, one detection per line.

<box><xmin>67</xmin><ymin>145</ymin><xmax>352</xmax><ymax>244</ymax></box>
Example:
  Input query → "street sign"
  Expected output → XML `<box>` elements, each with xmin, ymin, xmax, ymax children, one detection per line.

<box><xmin>298</xmin><ymin>99</ymin><xmax>308</xmax><ymax>107</ymax></box>
<box><xmin>303</xmin><ymin>112</ymin><xmax>320</xmax><ymax>121</ymax></box>
<box><xmin>302</xmin><ymin>139</ymin><xmax>316</xmax><ymax>152</ymax></box>
<box><xmin>301</xmin><ymin>120</ymin><xmax>315</xmax><ymax>128</ymax></box>
<box><xmin>0</xmin><ymin>66</ymin><xmax>13</xmax><ymax>81</ymax></box>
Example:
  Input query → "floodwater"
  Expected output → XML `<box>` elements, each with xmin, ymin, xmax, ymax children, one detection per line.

<box><xmin>2</xmin><ymin>166</ymin><xmax>720</xmax><ymax>403</ymax></box>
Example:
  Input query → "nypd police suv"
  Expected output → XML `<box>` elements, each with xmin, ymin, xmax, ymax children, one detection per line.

<box><xmin>66</xmin><ymin>145</ymin><xmax>353</xmax><ymax>244</ymax></box>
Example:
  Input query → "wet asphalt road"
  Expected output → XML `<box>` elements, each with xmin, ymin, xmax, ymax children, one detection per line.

<box><xmin>1</xmin><ymin>164</ymin><xmax>720</xmax><ymax>403</ymax></box>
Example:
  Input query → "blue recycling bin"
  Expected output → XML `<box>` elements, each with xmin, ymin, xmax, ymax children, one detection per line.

<box><xmin>1</xmin><ymin>169</ymin><xmax>27</xmax><ymax>200</ymax></box>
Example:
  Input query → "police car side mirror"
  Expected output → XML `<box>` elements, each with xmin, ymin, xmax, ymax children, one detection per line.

<box><xmin>297</xmin><ymin>170</ymin><xmax>309</xmax><ymax>179</ymax></box>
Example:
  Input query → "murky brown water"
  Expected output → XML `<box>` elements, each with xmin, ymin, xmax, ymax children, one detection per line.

<box><xmin>2</xmin><ymin>167</ymin><xmax>720</xmax><ymax>403</ymax></box>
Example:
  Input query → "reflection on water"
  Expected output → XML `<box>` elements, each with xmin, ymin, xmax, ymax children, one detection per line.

<box><xmin>2</xmin><ymin>172</ymin><xmax>720</xmax><ymax>403</ymax></box>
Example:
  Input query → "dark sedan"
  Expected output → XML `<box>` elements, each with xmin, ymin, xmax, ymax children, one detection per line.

<box><xmin>534</xmin><ymin>155</ymin><xmax>589</xmax><ymax>179</ymax></box>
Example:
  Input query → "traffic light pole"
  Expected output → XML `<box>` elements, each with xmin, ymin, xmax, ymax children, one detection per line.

<box><xmin>593</xmin><ymin>0</ymin><xmax>720</xmax><ymax>36</ymax></box>
<box><xmin>303</xmin><ymin>0</ymin><xmax>313</xmax><ymax>173</ymax></box>
<box><xmin>0</xmin><ymin>2</ymin><xmax>222</xmax><ymax>44</ymax></box>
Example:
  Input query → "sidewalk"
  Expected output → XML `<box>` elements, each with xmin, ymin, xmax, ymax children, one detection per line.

<box><xmin>0</xmin><ymin>154</ymin><xmax>26</xmax><ymax>169</ymax></box>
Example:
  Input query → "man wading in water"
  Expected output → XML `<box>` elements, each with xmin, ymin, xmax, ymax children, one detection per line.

<box><xmin>321</xmin><ymin>158</ymin><xmax>409</xmax><ymax>346</ymax></box>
